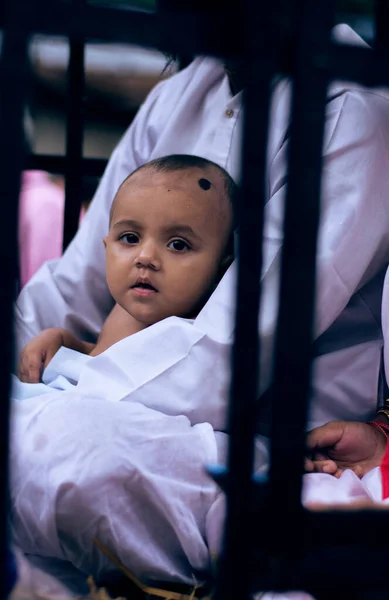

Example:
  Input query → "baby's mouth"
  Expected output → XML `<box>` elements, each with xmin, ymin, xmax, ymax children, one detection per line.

<box><xmin>131</xmin><ymin>280</ymin><xmax>159</xmax><ymax>294</ymax></box>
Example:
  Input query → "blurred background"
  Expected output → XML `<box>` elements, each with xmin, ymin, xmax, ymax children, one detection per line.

<box><xmin>28</xmin><ymin>0</ymin><xmax>374</xmax><ymax>164</ymax></box>
<box><xmin>16</xmin><ymin>0</ymin><xmax>376</xmax><ymax>288</ymax></box>
<box><xmin>30</xmin><ymin>0</ymin><xmax>161</xmax><ymax>163</ymax></box>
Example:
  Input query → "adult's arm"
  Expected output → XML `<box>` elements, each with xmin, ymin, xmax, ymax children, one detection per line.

<box><xmin>260</xmin><ymin>79</ymin><xmax>389</xmax><ymax>424</ymax></box>
<box><xmin>265</xmin><ymin>82</ymin><xmax>389</xmax><ymax>343</ymax></box>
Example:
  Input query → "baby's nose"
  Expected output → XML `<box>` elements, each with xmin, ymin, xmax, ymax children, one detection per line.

<box><xmin>135</xmin><ymin>241</ymin><xmax>160</xmax><ymax>270</ymax></box>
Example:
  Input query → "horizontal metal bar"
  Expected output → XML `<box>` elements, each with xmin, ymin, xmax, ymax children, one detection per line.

<box><xmin>2</xmin><ymin>3</ymin><xmax>243</xmax><ymax>60</ymax></box>
<box><xmin>251</xmin><ymin>507</ymin><xmax>389</xmax><ymax>593</ymax></box>
<box><xmin>25</xmin><ymin>154</ymin><xmax>107</xmax><ymax>177</ymax></box>
<box><xmin>6</xmin><ymin>2</ymin><xmax>389</xmax><ymax>87</ymax></box>
<box><xmin>332</xmin><ymin>42</ymin><xmax>389</xmax><ymax>86</ymax></box>
<box><xmin>7</xmin><ymin>3</ymin><xmax>389</xmax><ymax>84</ymax></box>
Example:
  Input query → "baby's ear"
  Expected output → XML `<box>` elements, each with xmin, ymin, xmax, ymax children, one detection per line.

<box><xmin>103</xmin><ymin>236</ymin><xmax>107</xmax><ymax>248</ymax></box>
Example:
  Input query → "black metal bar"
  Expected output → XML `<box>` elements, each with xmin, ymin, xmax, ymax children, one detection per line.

<box><xmin>214</xmin><ymin>2</ymin><xmax>284</xmax><ymax>599</ymax></box>
<box><xmin>0</xmin><ymin>3</ymin><xmax>240</xmax><ymax>61</ymax></box>
<box><xmin>1</xmin><ymin>0</ymin><xmax>389</xmax><ymax>84</ymax></box>
<box><xmin>332</xmin><ymin>42</ymin><xmax>389</xmax><ymax>86</ymax></box>
<box><xmin>0</xmin><ymin>0</ymin><xmax>30</xmax><ymax>593</ymax></box>
<box><xmin>375</xmin><ymin>0</ymin><xmax>389</xmax><ymax>50</ymax></box>
<box><xmin>63</xmin><ymin>1</ymin><xmax>86</xmax><ymax>251</ymax></box>
<box><xmin>251</xmin><ymin>507</ymin><xmax>389</xmax><ymax>593</ymax></box>
<box><xmin>267</xmin><ymin>0</ymin><xmax>335</xmax><ymax>553</ymax></box>
<box><xmin>26</xmin><ymin>154</ymin><xmax>107</xmax><ymax>177</ymax></box>
<box><xmin>25</xmin><ymin>4</ymin><xmax>389</xmax><ymax>89</ymax></box>
<box><xmin>3</xmin><ymin>2</ymin><xmax>389</xmax><ymax>85</ymax></box>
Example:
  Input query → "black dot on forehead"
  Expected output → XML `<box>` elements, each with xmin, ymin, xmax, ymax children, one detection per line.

<box><xmin>198</xmin><ymin>178</ymin><xmax>211</xmax><ymax>191</ymax></box>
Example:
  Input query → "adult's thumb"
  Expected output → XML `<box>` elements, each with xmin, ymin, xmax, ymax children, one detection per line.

<box><xmin>306</xmin><ymin>421</ymin><xmax>344</xmax><ymax>452</ymax></box>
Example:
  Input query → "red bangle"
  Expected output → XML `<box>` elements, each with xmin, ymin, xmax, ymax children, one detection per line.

<box><xmin>368</xmin><ymin>420</ymin><xmax>389</xmax><ymax>439</ymax></box>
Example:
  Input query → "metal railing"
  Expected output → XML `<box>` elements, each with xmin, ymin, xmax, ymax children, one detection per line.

<box><xmin>1</xmin><ymin>1</ymin><xmax>389</xmax><ymax>599</ymax></box>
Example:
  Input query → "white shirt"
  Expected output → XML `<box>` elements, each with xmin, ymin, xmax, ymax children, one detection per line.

<box><xmin>15</xmin><ymin>24</ymin><xmax>389</xmax><ymax>428</ymax></box>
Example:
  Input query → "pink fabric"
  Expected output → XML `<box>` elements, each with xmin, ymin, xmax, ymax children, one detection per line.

<box><xmin>380</xmin><ymin>440</ymin><xmax>389</xmax><ymax>499</ymax></box>
<box><xmin>18</xmin><ymin>171</ymin><xmax>65</xmax><ymax>288</ymax></box>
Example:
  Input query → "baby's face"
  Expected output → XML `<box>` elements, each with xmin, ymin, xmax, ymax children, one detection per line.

<box><xmin>104</xmin><ymin>167</ymin><xmax>233</xmax><ymax>326</ymax></box>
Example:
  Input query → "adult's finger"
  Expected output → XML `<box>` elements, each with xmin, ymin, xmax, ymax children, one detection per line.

<box><xmin>310</xmin><ymin>459</ymin><xmax>338</xmax><ymax>475</ymax></box>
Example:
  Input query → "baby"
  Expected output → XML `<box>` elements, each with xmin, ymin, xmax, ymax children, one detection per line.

<box><xmin>18</xmin><ymin>154</ymin><xmax>236</xmax><ymax>383</ymax></box>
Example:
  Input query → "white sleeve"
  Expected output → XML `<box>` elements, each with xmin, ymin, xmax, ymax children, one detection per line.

<box><xmin>315</xmin><ymin>88</ymin><xmax>389</xmax><ymax>335</ymax></box>
<box><xmin>264</xmin><ymin>87</ymin><xmax>389</xmax><ymax>341</ymax></box>
<box><xmin>14</xmin><ymin>80</ymin><xmax>166</xmax><ymax>356</ymax></box>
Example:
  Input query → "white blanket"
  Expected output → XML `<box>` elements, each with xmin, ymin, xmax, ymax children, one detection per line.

<box><xmin>10</xmin><ymin>332</ymin><xmax>221</xmax><ymax>587</ymax></box>
<box><xmin>10</xmin><ymin>330</ymin><xmax>389</xmax><ymax>598</ymax></box>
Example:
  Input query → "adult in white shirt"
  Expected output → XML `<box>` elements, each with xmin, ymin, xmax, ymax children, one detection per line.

<box><xmin>16</xmin><ymin>24</ymin><xmax>389</xmax><ymax>427</ymax></box>
<box><xmin>10</xmin><ymin>23</ymin><xmax>389</xmax><ymax>591</ymax></box>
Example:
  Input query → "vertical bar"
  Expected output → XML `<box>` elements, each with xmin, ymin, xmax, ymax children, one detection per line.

<box><xmin>177</xmin><ymin>54</ymin><xmax>194</xmax><ymax>71</ymax></box>
<box><xmin>268</xmin><ymin>0</ymin><xmax>335</xmax><ymax>545</ymax></box>
<box><xmin>0</xmin><ymin>0</ymin><xmax>30</xmax><ymax>593</ymax></box>
<box><xmin>63</xmin><ymin>0</ymin><xmax>86</xmax><ymax>251</ymax></box>
<box><xmin>375</xmin><ymin>0</ymin><xmax>389</xmax><ymax>50</ymax></box>
<box><xmin>214</xmin><ymin>2</ymin><xmax>280</xmax><ymax>599</ymax></box>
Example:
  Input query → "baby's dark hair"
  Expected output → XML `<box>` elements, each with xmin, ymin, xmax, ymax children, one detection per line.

<box><xmin>109</xmin><ymin>154</ymin><xmax>238</xmax><ymax>227</ymax></box>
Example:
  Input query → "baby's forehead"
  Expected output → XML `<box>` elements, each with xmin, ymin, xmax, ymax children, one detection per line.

<box><xmin>111</xmin><ymin>165</ymin><xmax>232</xmax><ymax>231</ymax></box>
<box><xmin>119</xmin><ymin>167</ymin><xmax>227</xmax><ymax>209</ymax></box>
<box><xmin>128</xmin><ymin>165</ymin><xmax>223</xmax><ymax>194</ymax></box>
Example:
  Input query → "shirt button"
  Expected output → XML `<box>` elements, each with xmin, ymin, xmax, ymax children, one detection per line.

<box><xmin>225</xmin><ymin>108</ymin><xmax>234</xmax><ymax>118</ymax></box>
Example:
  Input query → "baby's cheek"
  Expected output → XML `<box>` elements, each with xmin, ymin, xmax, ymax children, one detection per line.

<box><xmin>181</xmin><ymin>274</ymin><xmax>216</xmax><ymax>312</ymax></box>
<box><xmin>105</xmin><ymin>269</ymin><xmax>120</xmax><ymax>300</ymax></box>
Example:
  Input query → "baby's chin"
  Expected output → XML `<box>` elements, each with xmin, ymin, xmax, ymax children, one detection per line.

<box><xmin>132</xmin><ymin>308</ymin><xmax>197</xmax><ymax>327</ymax></box>
<box><xmin>130</xmin><ymin>309</ymin><xmax>172</xmax><ymax>328</ymax></box>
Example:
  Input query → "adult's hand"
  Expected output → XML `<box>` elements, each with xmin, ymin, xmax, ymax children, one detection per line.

<box><xmin>305</xmin><ymin>420</ymin><xmax>387</xmax><ymax>478</ymax></box>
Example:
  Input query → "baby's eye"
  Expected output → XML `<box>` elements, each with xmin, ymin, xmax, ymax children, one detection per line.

<box><xmin>119</xmin><ymin>232</ymin><xmax>139</xmax><ymax>245</ymax></box>
<box><xmin>168</xmin><ymin>239</ymin><xmax>191</xmax><ymax>252</ymax></box>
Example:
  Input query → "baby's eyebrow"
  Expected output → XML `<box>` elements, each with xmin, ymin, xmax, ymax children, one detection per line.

<box><xmin>112</xmin><ymin>219</ymin><xmax>142</xmax><ymax>230</ymax></box>
<box><xmin>164</xmin><ymin>224</ymin><xmax>202</xmax><ymax>241</ymax></box>
<box><xmin>198</xmin><ymin>178</ymin><xmax>211</xmax><ymax>190</ymax></box>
